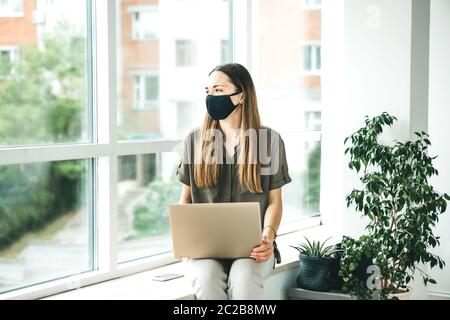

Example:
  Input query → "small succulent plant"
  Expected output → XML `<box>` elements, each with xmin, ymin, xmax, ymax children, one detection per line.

<box><xmin>290</xmin><ymin>237</ymin><xmax>335</xmax><ymax>258</ymax></box>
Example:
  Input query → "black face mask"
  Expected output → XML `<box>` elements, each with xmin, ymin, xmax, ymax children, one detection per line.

<box><xmin>205</xmin><ymin>91</ymin><xmax>242</xmax><ymax>120</ymax></box>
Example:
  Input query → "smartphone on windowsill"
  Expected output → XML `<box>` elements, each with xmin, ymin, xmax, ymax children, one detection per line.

<box><xmin>152</xmin><ymin>273</ymin><xmax>184</xmax><ymax>282</ymax></box>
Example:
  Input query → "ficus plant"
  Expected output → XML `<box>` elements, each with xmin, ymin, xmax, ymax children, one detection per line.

<box><xmin>341</xmin><ymin>112</ymin><xmax>449</xmax><ymax>300</ymax></box>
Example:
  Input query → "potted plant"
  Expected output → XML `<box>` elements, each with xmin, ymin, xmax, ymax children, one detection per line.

<box><xmin>341</xmin><ymin>112</ymin><xmax>449</xmax><ymax>299</ymax></box>
<box><xmin>338</xmin><ymin>235</ymin><xmax>378</xmax><ymax>299</ymax></box>
<box><xmin>290</xmin><ymin>237</ymin><xmax>342</xmax><ymax>292</ymax></box>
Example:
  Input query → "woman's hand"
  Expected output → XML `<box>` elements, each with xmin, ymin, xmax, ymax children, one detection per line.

<box><xmin>250</xmin><ymin>235</ymin><xmax>274</xmax><ymax>263</ymax></box>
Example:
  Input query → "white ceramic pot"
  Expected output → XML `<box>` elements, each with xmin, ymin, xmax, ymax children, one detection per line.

<box><xmin>389</xmin><ymin>289</ymin><xmax>412</xmax><ymax>300</ymax></box>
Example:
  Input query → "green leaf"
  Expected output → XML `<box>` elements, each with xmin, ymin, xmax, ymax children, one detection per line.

<box><xmin>354</xmin><ymin>161</ymin><xmax>361</xmax><ymax>173</ymax></box>
<box><xmin>405</xmin><ymin>276</ymin><xmax>411</xmax><ymax>284</ymax></box>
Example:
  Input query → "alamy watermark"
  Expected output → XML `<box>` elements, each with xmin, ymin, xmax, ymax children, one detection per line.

<box><xmin>177</xmin><ymin>128</ymin><xmax>282</xmax><ymax>176</ymax></box>
<box><xmin>366</xmin><ymin>265</ymin><xmax>381</xmax><ymax>290</ymax></box>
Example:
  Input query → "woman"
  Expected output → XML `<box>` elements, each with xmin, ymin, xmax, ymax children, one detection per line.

<box><xmin>176</xmin><ymin>63</ymin><xmax>291</xmax><ymax>300</ymax></box>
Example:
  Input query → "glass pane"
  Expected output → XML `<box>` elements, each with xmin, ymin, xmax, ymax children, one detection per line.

<box><xmin>11</xmin><ymin>0</ymin><xmax>22</xmax><ymax>14</ymax></box>
<box><xmin>252</xmin><ymin>0</ymin><xmax>322</xmax><ymax>221</ymax></box>
<box><xmin>0</xmin><ymin>159</ymin><xmax>94</xmax><ymax>294</ymax></box>
<box><xmin>176</xmin><ymin>40</ymin><xmax>195</xmax><ymax>67</ymax></box>
<box><xmin>117</xmin><ymin>152</ymin><xmax>180</xmax><ymax>263</ymax></box>
<box><xmin>145</xmin><ymin>75</ymin><xmax>159</xmax><ymax>101</ymax></box>
<box><xmin>176</xmin><ymin>101</ymin><xmax>196</xmax><ymax>136</ymax></box>
<box><xmin>282</xmin><ymin>139</ymin><xmax>321</xmax><ymax>223</ymax></box>
<box><xmin>304</xmin><ymin>45</ymin><xmax>312</xmax><ymax>71</ymax></box>
<box><xmin>0</xmin><ymin>0</ymin><xmax>91</xmax><ymax>147</ymax></box>
<box><xmin>221</xmin><ymin>39</ymin><xmax>231</xmax><ymax>64</ymax></box>
<box><xmin>316</xmin><ymin>45</ymin><xmax>321</xmax><ymax>70</ymax></box>
<box><xmin>117</xmin><ymin>0</ymin><xmax>231</xmax><ymax>141</ymax></box>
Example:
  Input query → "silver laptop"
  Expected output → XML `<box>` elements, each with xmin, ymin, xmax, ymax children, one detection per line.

<box><xmin>168</xmin><ymin>202</ymin><xmax>262</xmax><ymax>259</ymax></box>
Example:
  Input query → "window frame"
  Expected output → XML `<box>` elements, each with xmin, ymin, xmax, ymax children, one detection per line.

<box><xmin>0</xmin><ymin>0</ymin><xmax>321</xmax><ymax>300</ymax></box>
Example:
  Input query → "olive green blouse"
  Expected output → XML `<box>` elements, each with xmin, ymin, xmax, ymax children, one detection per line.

<box><xmin>176</xmin><ymin>126</ymin><xmax>292</xmax><ymax>264</ymax></box>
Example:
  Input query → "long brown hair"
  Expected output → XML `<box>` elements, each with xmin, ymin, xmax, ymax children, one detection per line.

<box><xmin>194</xmin><ymin>63</ymin><xmax>263</xmax><ymax>193</ymax></box>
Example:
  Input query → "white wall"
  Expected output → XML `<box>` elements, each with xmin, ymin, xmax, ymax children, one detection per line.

<box><xmin>321</xmin><ymin>0</ymin><xmax>450</xmax><ymax>299</ymax></box>
<box><xmin>321</xmin><ymin>0</ymin><xmax>421</xmax><ymax>237</ymax></box>
<box><xmin>342</xmin><ymin>0</ymin><xmax>418</xmax><ymax>238</ymax></box>
<box><xmin>428</xmin><ymin>0</ymin><xmax>450</xmax><ymax>300</ymax></box>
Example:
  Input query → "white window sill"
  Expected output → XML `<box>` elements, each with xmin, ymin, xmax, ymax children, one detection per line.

<box><xmin>40</xmin><ymin>223</ymin><xmax>337</xmax><ymax>300</ymax></box>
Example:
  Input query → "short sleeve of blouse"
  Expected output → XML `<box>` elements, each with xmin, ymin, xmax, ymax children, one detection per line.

<box><xmin>176</xmin><ymin>134</ymin><xmax>193</xmax><ymax>186</ymax></box>
<box><xmin>268</xmin><ymin>134</ymin><xmax>292</xmax><ymax>190</ymax></box>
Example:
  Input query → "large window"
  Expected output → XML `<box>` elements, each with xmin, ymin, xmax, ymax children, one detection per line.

<box><xmin>0</xmin><ymin>0</ymin><xmax>92</xmax><ymax>295</ymax></box>
<box><xmin>1</xmin><ymin>0</ymin><xmax>323</xmax><ymax>298</ymax></box>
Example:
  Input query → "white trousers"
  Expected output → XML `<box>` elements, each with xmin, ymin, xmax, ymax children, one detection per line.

<box><xmin>184</xmin><ymin>254</ymin><xmax>275</xmax><ymax>300</ymax></box>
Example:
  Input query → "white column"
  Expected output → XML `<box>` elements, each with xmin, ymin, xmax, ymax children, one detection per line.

<box><xmin>320</xmin><ymin>0</ymin><xmax>345</xmax><ymax>237</ymax></box>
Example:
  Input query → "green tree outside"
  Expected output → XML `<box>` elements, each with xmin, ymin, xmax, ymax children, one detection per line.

<box><xmin>0</xmin><ymin>21</ymin><xmax>86</xmax><ymax>252</ymax></box>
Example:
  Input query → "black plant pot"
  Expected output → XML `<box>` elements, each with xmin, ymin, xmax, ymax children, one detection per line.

<box><xmin>296</xmin><ymin>253</ymin><xmax>342</xmax><ymax>292</ymax></box>
<box><xmin>354</xmin><ymin>256</ymin><xmax>373</xmax><ymax>283</ymax></box>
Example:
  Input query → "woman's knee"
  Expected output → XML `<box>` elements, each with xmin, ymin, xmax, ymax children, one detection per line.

<box><xmin>186</xmin><ymin>259</ymin><xmax>228</xmax><ymax>300</ymax></box>
<box><xmin>228</xmin><ymin>274</ymin><xmax>264</xmax><ymax>300</ymax></box>
<box><xmin>227</xmin><ymin>259</ymin><xmax>267</xmax><ymax>300</ymax></box>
